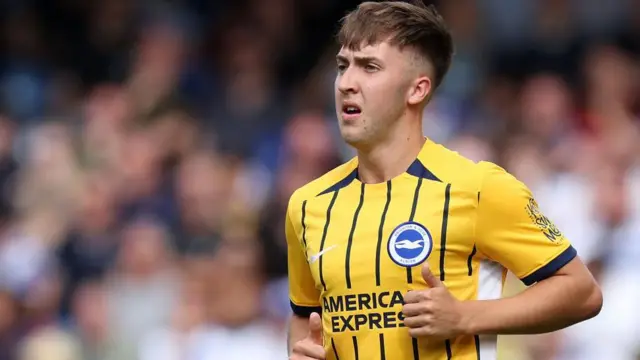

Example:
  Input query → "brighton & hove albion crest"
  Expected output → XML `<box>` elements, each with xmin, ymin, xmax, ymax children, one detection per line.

<box><xmin>387</xmin><ymin>222</ymin><xmax>433</xmax><ymax>267</ymax></box>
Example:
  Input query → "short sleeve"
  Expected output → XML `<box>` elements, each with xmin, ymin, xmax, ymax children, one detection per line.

<box><xmin>475</xmin><ymin>162</ymin><xmax>577</xmax><ymax>286</ymax></box>
<box><xmin>286</xmin><ymin>200</ymin><xmax>322</xmax><ymax>316</ymax></box>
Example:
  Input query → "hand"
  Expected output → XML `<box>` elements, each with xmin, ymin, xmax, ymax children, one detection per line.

<box><xmin>402</xmin><ymin>264</ymin><xmax>468</xmax><ymax>339</ymax></box>
<box><xmin>290</xmin><ymin>312</ymin><xmax>326</xmax><ymax>360</ymax></box>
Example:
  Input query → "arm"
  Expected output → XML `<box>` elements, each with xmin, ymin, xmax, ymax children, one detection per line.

<box><xmin>288</xmin><ymin>312</ymin><xmax>325</xmax><ymax>359</ymax></box>
<box><xmin>284</xmin><ymin>198</ymin><xmax>326</xmax><ymax>359</ymax></box>
<box><xmin>461</xmin><ymin>256</ymin><xmax>602</xmax><ymax>335</ymax></box>
<box><xmin>285</xmin><ymin>198</ymin><xmax>322</xmax><ymax>316</ymax></box>
<box><xmin>288</xmin><ymin>314</ymin><xmax>311</xmax><ymax>354</ymax></box>
<box><xmin>402</xmin><ymin>165</ymin><xmax>602</xmax><ymax>338</ymax></box>
<box><xmin>470</xmin><ymin>163</ymin><xmax>602</xmax><ymax>334</ymax></box>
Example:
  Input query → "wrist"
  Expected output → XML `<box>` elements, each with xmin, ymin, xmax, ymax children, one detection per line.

<box><xmin>458</xmin><ymin>300</ymin><xmax>483</xmax><ymax>335</ymax></box>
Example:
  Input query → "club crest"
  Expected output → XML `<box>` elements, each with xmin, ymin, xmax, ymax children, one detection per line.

<box><xmin>387</xmin><ymin>222</ymin><xmax>433</xmax><ymax>267</ymax></box>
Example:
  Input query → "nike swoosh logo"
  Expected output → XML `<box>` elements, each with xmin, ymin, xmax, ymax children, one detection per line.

<box><xmin>308</xmin><ymin>245</ymin><xmax>338</xmax><ymax>264</ymax></box>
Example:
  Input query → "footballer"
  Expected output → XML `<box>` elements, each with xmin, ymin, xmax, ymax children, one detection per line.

<box><xmin>285</xmin><ymin>2</ymin><xmax>603</xmax><ymax>360</ymax></box>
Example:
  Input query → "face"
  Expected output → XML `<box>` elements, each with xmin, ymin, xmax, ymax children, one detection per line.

<box><xmin>334</xmin><ymin>42</ymin><xmax>430</xmax><ymax>148</ymax></box>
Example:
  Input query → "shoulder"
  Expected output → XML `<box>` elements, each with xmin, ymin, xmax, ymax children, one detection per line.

<box><xmin>473</xmin><ymin>161</ymin><xmax>530</xmax><ymax>198</ymax></box>
<box><xmin>286</xmin><ymin>157</ymin><xmax>358</xmax><ymax>217</ymax></box>
<box><xmin>418</xmin><ymin>139</ymin><xmax>508</xmax><ymax>193</ymax></box>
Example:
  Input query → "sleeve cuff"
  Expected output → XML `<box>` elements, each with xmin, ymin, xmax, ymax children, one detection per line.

<box><xmin>520</xmin><ymin>245</ymin><xmax>577</xmax><ymax>286</ymax></box>
<box><xmin>290</xmin><ymin>300</ymin><xmax>322</xmax><ymax>317</ymax></box>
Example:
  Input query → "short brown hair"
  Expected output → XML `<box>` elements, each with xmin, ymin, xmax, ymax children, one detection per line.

<box><xmin>338</xmin><ymin>1</ymin><xmax>454</xmax><ymax>89</ymax></box>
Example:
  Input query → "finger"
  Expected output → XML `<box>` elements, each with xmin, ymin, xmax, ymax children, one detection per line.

<box><xmin>408</xmin><ymin>324</ymin><xmax>439</xmax><ymax>338</ymax></box>
<box><xmin>422</xmin><ymin>263</ymin><xmax>444</xmax><ymax>288</ymax></box>
<box><xmin>292</xmin><ymin>340</ymin><xmax>326</xmax><ymax>359</ymax></box>
<box><xmin>290</xmin><ymin>356</ymin><xmax>325</xmax><ymax>360</ymax></box>
<box><xmin>409</xmin><ymin>327</ymin><xmax>447</xmax><ymax>341</ymax></box>
<box><xmin>290</xmin><ymin>354</ymin><xmax>326</xmax><ymax>360</ymax></box>
<box><xmin>403</xmin><ymin>314</ymin><xmax>431</xmax><ymax>328</ymax></box>
<box><xmin>402</xmin><ymin>302</ymin><xmax>430</xmax><ymax>317</ymax></box>
<box><xmin>408</xmin><ymin>326</ymin><xmax>429</xmax><ymax>338</ymax></box>
<box><xmin>308</xmin><ymin>312</ymin><xmax>323</xmax><ymax>345</ymax></box>
<box><xmin>403</xmin><ymin>290</ymin><xmax>427</xmax><ymax>304</ymax></box>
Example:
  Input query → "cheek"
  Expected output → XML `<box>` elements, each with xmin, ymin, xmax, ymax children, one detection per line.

<box><xmin>367</xmin><ymin>87</ymin><xmax>404</xmax><ymax>121</ymax></box>
<box><xmin>368</xmin><ymin>78</ymin><xmax>405</xmax><ymax>104</ymax></box>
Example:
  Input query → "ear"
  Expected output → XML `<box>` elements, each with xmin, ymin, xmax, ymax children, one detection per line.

<box><xmin>407</xmin><ymin>75</ymin><xmax>432</xmax><ymax>106</ymax></box>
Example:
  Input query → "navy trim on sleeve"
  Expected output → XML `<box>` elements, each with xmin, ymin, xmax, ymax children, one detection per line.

<box><xmin>290</xmin><ymin>301</ymin><xmax>322</xmax><ymax>317</ymax></box>
<box><xmin>520</xmin><ymin>245</ymin><xmax>577</xmax><ymax>286</ymax></box>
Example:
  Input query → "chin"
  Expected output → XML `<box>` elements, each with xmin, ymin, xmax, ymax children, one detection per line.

<box><xmin>340</xmin><ymin>132</ymin><xmax>368</xmax><ymax>148</ymax></box>
<box><xmin>339</xmin><ymin>128</ymin><xmax>359</xmax><ymax>142</ymax></box>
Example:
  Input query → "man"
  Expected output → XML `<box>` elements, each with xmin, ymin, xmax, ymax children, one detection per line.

<box><xmin>285</xmin><ymin>2</ymin><xmax>603</xmax><ymax>360</ymax></box>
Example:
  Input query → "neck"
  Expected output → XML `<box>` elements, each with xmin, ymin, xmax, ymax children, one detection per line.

<box><xmin>356</xmin><ymin>119</ymin><xmax>425</xmax><ymax>184</ymax></box>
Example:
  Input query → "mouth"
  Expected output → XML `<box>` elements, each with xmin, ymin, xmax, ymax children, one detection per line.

<box><xmin>341</xmin><ymin>103</ymin><xmax>362</xmax><ymax>119</ymax></box>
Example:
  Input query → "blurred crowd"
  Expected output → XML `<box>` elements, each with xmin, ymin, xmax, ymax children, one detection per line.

<box><xmin>0</xmin><ymin>0</ymin><xmax>638</xmax><ymax>359</ymax></box>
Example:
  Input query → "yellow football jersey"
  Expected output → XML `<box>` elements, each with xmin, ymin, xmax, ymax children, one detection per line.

<box><xmin>286</xmin><ymin>138</ymin><xmax>576</xmax><ymax>360</ymax></box>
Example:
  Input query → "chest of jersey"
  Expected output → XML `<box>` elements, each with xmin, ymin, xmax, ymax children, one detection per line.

<box><xmin>303</xmin><ymin>175</ymin><xmax>477</xmax><ymax>302</ymax></box>
<box><xmin>302</xmin><ymin>176</ymin><xmax>480</xmax><ymax>360</ymax></box>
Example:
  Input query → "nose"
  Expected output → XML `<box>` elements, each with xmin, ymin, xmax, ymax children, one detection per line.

<box><xmin>337</xmin><ymin>67</ymin><xmax>359</xmax><ymax>95</ymax></box>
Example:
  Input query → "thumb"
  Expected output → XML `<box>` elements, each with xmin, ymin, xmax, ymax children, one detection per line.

<box><xmin>308</xmin><ymin>312</ymin><xmax>323</xmax><ymax>345</ymax></box>
<box><xmin>422</xmin><ymin>263</ymin><xmax>444</xmax><ymax>288</ymax></box>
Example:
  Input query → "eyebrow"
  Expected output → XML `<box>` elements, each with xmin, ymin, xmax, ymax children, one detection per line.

<box><xmin>336</xmin><ymin>54</ymin><xmax>382</xmax><ymax>66</ymax></box>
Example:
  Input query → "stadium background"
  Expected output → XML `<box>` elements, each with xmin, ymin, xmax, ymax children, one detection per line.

<box><xmin>0</xmin><ymin>0</ymin><xmax>638</xmax><ymax>359</ymax></box>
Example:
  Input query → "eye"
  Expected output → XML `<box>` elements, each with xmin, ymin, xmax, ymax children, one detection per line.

<box><xmin>337</xmin><ymin>64</ymin><xmax>348</xmax><ymax>73</ymax></box>
<box><xmin>364</xmin><ymin>64</ymin><xmax>379</xmax><ymax>73</ymax></box>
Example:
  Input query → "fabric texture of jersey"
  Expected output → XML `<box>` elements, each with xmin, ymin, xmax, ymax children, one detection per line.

<box><xmin>285</xmin><ymin>138</ymin><xmax>576</xmax><ymax>360</ymax></box>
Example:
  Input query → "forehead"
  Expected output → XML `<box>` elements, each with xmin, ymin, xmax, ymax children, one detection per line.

<box><xmin>337</xmin><ymin>41</ymin><xmax>409</xmax><ymax>62</ymax></box>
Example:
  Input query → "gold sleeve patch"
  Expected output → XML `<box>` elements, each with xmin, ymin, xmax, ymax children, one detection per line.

<box><xmin>525</xmin><ymin>198</ymin><xmax>563</xmax><ymax>243</ymax></box>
